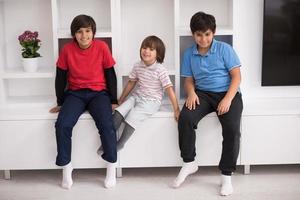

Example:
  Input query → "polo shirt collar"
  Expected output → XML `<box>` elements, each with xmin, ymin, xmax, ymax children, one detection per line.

<box><xmin>192</xmin><ymin>39</ymin><xmax>217</xmax><ymax>56</ymax></box>
<box><xmin>141</xmin><ymin>60</ymin><xmax>158</xmax><ymax>68</ymax></box>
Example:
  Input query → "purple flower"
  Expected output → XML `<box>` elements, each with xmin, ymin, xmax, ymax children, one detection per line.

<box><xmin>18</xmin><ymin>30</ymin><xmax>42</xmax><ymax>58</ymax></box>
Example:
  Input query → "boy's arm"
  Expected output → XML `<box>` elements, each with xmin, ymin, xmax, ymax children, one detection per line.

<box><xmin>184</xmin><ymin>77</ymin><xmax>199</xmax><ymax>110</ymax></box>
<box><xmin>104</xmin><ymin>66</ymin><xmax>118</xmax><ymax>104</ymax></box>
<box><xmin>165</xmin><ymin>86</ymin><xmax>180</xmax><ymax>121</ymax></box>
<box><xmin>226</xmin><ymin>67</ymin><xmax>241</xmax><ymax>100</ymax></box>
<box><xmin>49</xmin><ymin>67</ymin><xmax>67</xmax><ymax>113</ymax></box>
<box><xmin>217</xmin><ymin>67</ymin><xmax>241</xmax><ymax>115</ymax></box>
<box><xmin>118</xmin><ymin>80</ymin><xmax>137</xmax><ymax>104</ymax></box>
<box><xmin>55</xmin><ymin>67</ymin><xmax>68</xmax><ymax>106</ymax></box>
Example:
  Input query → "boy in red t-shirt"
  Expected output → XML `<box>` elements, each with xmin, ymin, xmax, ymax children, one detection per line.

<box><xmin>49</xmin><ymin>15</ymin><xmax>118</xmax><ymax>189</ymax></box>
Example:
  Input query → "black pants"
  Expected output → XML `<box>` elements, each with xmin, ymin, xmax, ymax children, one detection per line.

<box><xmin>178</xmin><ymin>90</ymin><xmax>243</xmax><ymax>173</ymax></box>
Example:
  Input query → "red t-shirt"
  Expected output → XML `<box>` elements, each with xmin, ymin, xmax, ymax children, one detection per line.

<box><xmin>56</xmin><ymin>39</ymin><xmax>115</xmax><ymax>91</ymax></box>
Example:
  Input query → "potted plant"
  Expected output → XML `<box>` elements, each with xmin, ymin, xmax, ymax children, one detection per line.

<box><xmin>18</xmin><ymin>30</ymin><xmax>41</xmax><ymax>72</ymax></box>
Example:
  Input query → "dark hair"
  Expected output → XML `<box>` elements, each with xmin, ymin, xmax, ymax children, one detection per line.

<box><xmin>190</xmin><ymin>12</ymin><xmax>216</xmax><ymax>34</ymax></box>
<box><xmin>70</xmin><ymin>15</ymin><xmax>96</xmax><ymax>37</ymax></box>
<box><xmin>140</xmin><ymin>35</ymin><xmax>165</xmax><ymax>63</ymax></box>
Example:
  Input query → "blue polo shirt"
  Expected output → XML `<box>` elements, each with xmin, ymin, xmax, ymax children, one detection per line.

<box><xmin>181</xmin><ymin>39</ymin><xmax>241</xmax><ymax>92</ymax></box>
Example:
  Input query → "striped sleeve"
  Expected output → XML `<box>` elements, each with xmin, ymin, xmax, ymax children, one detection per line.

<box><xmin>159</xmin><ymin>67</ymin><xmax>173</xmax><ymax>89</ymax></box>
<box><xmin>128</xmin><ymin>65</ymin><xmax>138</xmax><ymax>80</ymax></box>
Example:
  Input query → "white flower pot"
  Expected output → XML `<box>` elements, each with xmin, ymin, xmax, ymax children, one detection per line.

<box><xmin>22</xmin><ymin>57</ymin><xmax>39</xmax><ymax>72</ymax></box>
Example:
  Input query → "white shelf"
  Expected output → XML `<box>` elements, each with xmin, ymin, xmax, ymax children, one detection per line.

<box><xmin>0</xmin><ymin>104</ymin><xmax>92</xmax><ymax>121</ymax></box>
<box><xmin>1</xmin><ymin>68</ymin><xmax>54</xmax><ymax>79</ymax></box>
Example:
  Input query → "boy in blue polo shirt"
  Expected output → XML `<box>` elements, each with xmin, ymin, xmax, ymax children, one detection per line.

<box><xmin>173</xmin><ymin>12</ymin><xmax>243</xmax><ymax>196</ymax></box>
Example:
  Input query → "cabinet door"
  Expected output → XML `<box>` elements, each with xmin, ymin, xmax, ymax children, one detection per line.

<box><xmin>241</xmin><ymin>115</ymin><xmax>300</xmax><ymax>165</ymax></box>
<box><xmin>119</xmin><ymin>115</ymin><xmax>232</xmax><ymax>167</ymax></box>
<box><xmin>119</xmin><ymin>117</ymin><xmax>181</xmax><ymax>167</ymax></box>
<box><xmin>0</xmin><ymin>120</ymin><xmax>57</xmax><ymax>169</ymax></box>
<box><xmin>0</xmin><ymin>119</ymin><xmax>107</xmax><ymax>170</ymax></box>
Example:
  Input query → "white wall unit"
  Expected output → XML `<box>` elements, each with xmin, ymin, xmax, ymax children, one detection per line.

<box><xmin>1</xmin><ymin>0</ymin><xmax>298</xmax><ymax>173</ymax></box>
<box><xmin>235</xmin><ymin>0</ymin><xmax>300</xmax><ymax>99</ymax></box>
<box><xmin>241</xmin><ymin>115</ymin><xmax>300</xmax><ymax>165</ymax></box>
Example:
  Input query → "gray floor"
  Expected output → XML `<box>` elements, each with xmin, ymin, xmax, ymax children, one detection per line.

<box><xmin>1</xmin><ymin>165</ymin><xmax>300</xmax><ymax>200</ymax></box>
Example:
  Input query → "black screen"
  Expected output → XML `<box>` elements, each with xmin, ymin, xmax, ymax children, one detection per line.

<box><xmin>262</xmin><ymin>0</ymin><xmax>300</xmax><ymax>86</ymax></box>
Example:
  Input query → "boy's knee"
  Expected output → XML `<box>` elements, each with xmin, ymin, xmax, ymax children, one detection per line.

<box><xmin>55</xmin><ymin>118</ymin><xmax>75</xmax><ymax>130</ymax></box>
<box><xmin>179</xmin><ymin>109</ymin><xmax>194</xmax><ymax>124</ymax></box>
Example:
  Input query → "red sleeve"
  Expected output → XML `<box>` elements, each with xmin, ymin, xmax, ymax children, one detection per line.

<box><xmin>101</xmin><ymin>42</ymin><xmax>116</xmax><ymax>69</ymax></box>
<box><xmin>56</xmin><ymin>46</ymin><xmax>68</xmax><ymax>70</ymax></box>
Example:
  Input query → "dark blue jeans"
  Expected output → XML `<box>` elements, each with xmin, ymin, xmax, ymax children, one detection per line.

<box><xmin>178</xmin><ymin>90</ymin><xmax>243</xmax><ymax>174</ymax></box>
<box><xmin>55</xmin><ymin>89</ymin><xmax>117</xmax><ymax>166</ymax></box>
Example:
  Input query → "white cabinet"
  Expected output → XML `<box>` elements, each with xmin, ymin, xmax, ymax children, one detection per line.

<box><xmin>119</xmin><ymin>116</ymin><xmax>180</xmax><ymax>168</ymax></box>
<box><xmin>241</xmin><ymin>115</ymin><xmax>300</xmax><ymax>165</ymax></box>
<box><xmin>119</xmin><ymin>114</ymin><xmax>230</xmax><ymax>168</ymax></box>
<box><xmin>240</xmin><ymin>98</ymin><xmax>300</xmax><ymax>168</ymax></box>
<box><xmin>0</xmin><ymin>118</ymin><xmax>107</xmax><ymax>170</ymax></box>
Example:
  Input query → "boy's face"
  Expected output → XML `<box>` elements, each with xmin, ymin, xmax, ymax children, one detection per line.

<box><xmin>75</xmin><ymin>27</ymin><xmax>93</xmax><ymax>49</ymax></box>
<box><xmin>193</xmin><ymin>29</ymin><xmax>214</xmax><ymax>50</ymax></box>
<box><xmin>141</xmin><ymin>47</ymin><xmax>157</xmax><ymax>66</ymax></box>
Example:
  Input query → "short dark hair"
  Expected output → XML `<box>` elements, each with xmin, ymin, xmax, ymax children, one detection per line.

<box><xmin>190</xmin><ymin>12</ymin><xmax>216</xmax><ymax>34</ymax></box>
<box><xmin>140</xmin><ymin>35</ymin><xmax>165</xmax><ymax>63</ymax></box>
<box><xmin>70</xmin><ymin>15</ymin><xmax>96</xmax><ymax>37</ymax></box>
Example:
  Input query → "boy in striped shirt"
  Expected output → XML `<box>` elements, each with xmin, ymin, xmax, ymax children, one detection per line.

<box><xmin>98</xmin><ymin>35</ymin><xmax>179</xmax><ymax>153</ymax></box>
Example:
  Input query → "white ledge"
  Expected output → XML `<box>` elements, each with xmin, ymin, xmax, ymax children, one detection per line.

<box><xmin>1</xmin><ymin>97</ymin><xmax>300</xmax><ymax>121</ymax></box>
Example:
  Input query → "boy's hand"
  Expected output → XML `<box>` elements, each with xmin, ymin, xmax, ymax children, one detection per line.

<box><xmin>185</xmin><ymin>92</ymin><xmax>200</xmax><ymax>110</ymax></box>
<box><xmin>111</xmin><ymin>104</ymin><xmax>118</xmax><ymax>111</ymax></box>
<box><xmin>49</xmin><ymin>106</ymin><xmax>61</xmax><ymax>113</ymax></box>
<box><xmin>217</xmin><ymin>97</ymin><xmax>232</xmax><ymax>115</ymax></box>
<box><xmin>118</xmin><ymin>98</ymin><xmax>125</xmax><ymax>105</ymax></box>
<box><xmin>174</xmin><ymin>108</ymin><xmax>180</xmax><ymax>121</ymax></box>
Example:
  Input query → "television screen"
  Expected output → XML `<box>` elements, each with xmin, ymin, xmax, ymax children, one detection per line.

<box><xmin>262</xmin><ymin>0</ymin><xmax>300</xmax><ymax>86</ymax></box>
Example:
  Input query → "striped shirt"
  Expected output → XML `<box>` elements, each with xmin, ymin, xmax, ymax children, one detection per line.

<box><xmin>129</xmin><ymin>61</ymin><xmax>173</xmax><ymax>102</ymax></box>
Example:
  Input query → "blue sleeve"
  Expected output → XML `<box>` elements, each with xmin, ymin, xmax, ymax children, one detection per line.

<box><xmin>222</xmin><ymin>44</ymin><xmax>241</xmax><ymax>71</ymax></box>
<box><xmin>180</xmin><ymin>49</ymin><xmax>193</xmax><ymax>77</ymax></box>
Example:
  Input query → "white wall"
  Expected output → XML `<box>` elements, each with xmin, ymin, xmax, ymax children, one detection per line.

<box><xmin>235</xmin><ymin>0</ymin><xmax>300</xmax><ymax>99</ymax></box>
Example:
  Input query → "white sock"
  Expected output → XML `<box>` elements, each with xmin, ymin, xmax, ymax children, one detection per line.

<box><xmin>104</xmin><ymin>162</ymin><xmax>117</xmax><ymax>188</ymax></box>
<box><xmin>172</xmin><ymin>161</ymin><xmax>198</xmax><ymax>188</ymax></box>
<box><xmin>61</xmin><ymin>162</ymin><xmax>73</xmax><ymax>189</ymax></box>
<box><xmin>220</xmin><ymin>175</ymin><xmax>233</xmax><ymax>196</ymax></box>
